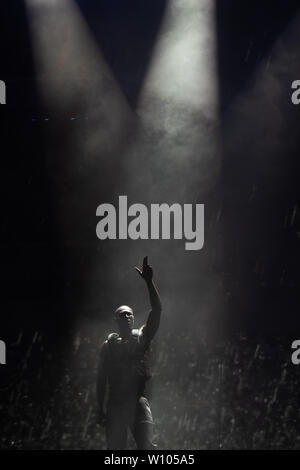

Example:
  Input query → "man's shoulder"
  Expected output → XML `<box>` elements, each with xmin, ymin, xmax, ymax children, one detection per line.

<box><xmin>132</xmin><ymin>325</ymin><xmax>149</xmax><ymax>345</ymax></box>
<box><xmin>132</xmin><ymin>327</ymin><xmax>144</xmax><ymax>337</ymax></box>
<box><xmin>104</xmin><ymin>332</ymin><xmax>121</xmax><ymax>347</ymax></box>
<box><xmin>100</xmin><ymin>333</ymin><xmax>120</xmax><ymax>351</ymax></box>
<box><xmin>107</xmin><ymin>332</ymin><xmax>120</xmax><ymax>342</ymax></box>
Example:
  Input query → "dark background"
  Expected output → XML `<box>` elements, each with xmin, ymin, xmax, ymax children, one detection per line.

<box><xmin>0</xmin><ymin>0</ymin><xmax>300</xmax><ymax>450</ymax></box>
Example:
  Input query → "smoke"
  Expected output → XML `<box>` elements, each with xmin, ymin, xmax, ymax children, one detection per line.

<box><xmin>218</xmin><ymin>10</ymin><xmax>300</xmax><ymax>333</ymax></box>
<box><xmin>25</xmin><ymin>0</ymin><xmax>225</xmax><ymax>448</ymax></box>
<box><xmin>223</xmin><ymin>11</ymin><xmax>300</xmax><ymax>185</ymax></box>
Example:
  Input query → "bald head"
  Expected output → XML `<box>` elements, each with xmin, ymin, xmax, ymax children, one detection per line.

<box><xmin>114</xmin><ymin>305</ymin><xmax>134</xmax><ymax>334</ymax></box>
<box><xmin>114</xmin><ymin>305</ymin><xmax>133</xmax><ymax>318</ymax></box>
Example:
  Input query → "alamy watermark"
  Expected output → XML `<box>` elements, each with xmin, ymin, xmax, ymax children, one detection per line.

<box><xmin>0</xmin><ymin>340</ymin><xmax>6</xmax><ymax>365</ymax></box>
<box><xmin>291</xmin><ymin>340</ymin><xmax>300</xmax><ymax>365</ymax></box>
<box><xmin>291</xmin><ymin>80</ymin><xmax>300</xmax><ymax>105</ymax></box>
<box><xmin>0</xmin><ymin>80</ymin><xmax>6</xmax><ymax>104</ymax></box>
<box><xmin>96</xmin><ymin>196</ymin><xmax>205</xmax><ymax>251</ymax></box>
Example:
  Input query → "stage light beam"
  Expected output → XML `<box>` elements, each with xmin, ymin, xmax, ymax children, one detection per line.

<box><xmin>25</xmin><ymin>0</ymin><xmax>132</xmax><ymax>141</ymax></box>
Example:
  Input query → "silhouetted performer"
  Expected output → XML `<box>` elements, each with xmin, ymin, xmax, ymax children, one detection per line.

<box><xmin>97</xmin><ymin>256</ymin><xmax>162</xmax><ymax>450</ymax></box>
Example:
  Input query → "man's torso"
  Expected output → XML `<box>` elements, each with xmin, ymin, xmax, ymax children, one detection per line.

<box><xmin>103</xmin><ymin>327</ymin><xmax>151</xmax><ymax>402</ymax></box>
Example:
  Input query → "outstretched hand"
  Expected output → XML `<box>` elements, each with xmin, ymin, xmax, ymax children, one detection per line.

<box><xmin>135</xmin><ymin>256</ymin><xmax>153</xmax><ymax>283</ymax></box>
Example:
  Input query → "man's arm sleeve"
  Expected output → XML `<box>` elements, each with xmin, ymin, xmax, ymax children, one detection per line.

<box><xmin>143</xmin><ymin>280</ymin><xmax>162</xmax><ymax>343</ymax></box>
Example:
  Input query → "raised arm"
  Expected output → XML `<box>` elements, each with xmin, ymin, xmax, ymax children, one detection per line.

<box><xmin>135</xmin><ymin>256</ymin><xmax>162</xmax><ymax>343</ymax></box>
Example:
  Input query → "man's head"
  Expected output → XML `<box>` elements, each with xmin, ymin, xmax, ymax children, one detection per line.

<box><xmin>114</xmin><ymin>305</ymin><xmax>134</xmax><ymax>334</ymax></box>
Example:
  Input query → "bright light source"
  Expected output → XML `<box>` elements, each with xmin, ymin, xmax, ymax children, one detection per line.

<box><xmin>126</xmin><ymin>0</ymin><xmax>221</xmax><ymax>200</ymax></box>
<box><xmin>139</xmin><ymin>0</ymin><xmax>219</xmax><ymax>122</ymax></box>
<box><xmin>25</xmin><ymin>0</ymin><xmax>131</xmax><ymax>136</ymax></box>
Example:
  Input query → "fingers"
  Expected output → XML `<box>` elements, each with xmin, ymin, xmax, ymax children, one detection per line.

<box><xmin>135</xmin><ymin>267</ymin><xmax>143</xmax><ymax>277</ymax></box>
<box><xmin>136</xmin><ymin>257</ymin><xmax>150</xmax><ymax>278</ymax></box>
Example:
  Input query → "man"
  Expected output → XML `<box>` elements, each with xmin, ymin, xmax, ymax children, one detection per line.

<box><xmin>97</xmin><ymin>256</ymin><xmax>162</xmax><ymax>450</ymax></box>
